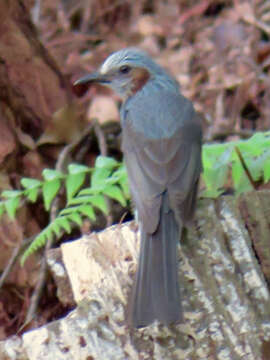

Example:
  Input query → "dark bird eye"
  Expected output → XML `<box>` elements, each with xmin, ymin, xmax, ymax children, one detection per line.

<box><xmin>119</xmin><ymin>65</ymin><xmax>131</xmax><ymax>74</ymax></box>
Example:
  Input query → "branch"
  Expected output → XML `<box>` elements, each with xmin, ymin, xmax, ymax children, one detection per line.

<box><xmin>235</xmin><ymin>146</ymin><xmax>257</xmax><ymax>190</ymax></box>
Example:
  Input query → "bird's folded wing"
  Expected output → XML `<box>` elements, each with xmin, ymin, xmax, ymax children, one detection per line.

<box><xmin>122</xmin><ymin>110</ymin><xmax>202</xmax><ymax>234</ymax></box>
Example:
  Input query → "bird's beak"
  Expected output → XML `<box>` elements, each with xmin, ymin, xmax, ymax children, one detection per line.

<box><xmin>72</xmin><ymin>72</ymin><xmax>111</xmax><ymax>97</ymax></box>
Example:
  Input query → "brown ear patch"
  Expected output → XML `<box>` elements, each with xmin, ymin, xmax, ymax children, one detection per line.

<box><xmin>131</xmin><ymin>68</ymin><xmax>150</xmax><ymax>94</ymax></box>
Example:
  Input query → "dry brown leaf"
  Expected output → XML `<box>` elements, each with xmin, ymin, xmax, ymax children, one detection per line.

<box><xmin>0</xmin><ymin>216</ymin><xmax>23</xmax><ymax>272</ymax></box>
<box><xmin>0</xmin><ymin>116</ymin><xmax>16</xmax><ymax>165</ymax></box>
<box><xmin>37</xmin><ymin>104</ymin><xmax>86</xmax><ymax>145</ymax></box>
<box><xmin>135</xmin><ymin>15</ymin><xmax>164</xmax><ymax>37</ymax></box>
<box><xmin>15</xmin><ymin>128</ymin><xmax>36</xmax><ymax>151</ymax></box>
<box><xmin>87</xmin><ymin>95</ymin><xmax>119</xmax><ymax>124</ymax></box>
<box><xmin>22</xmin><ymin>151</ymin><xmax>47</xmax><ymax>179</ymax></box>
<box><xmin>213</xmin><ymin>21</ymin><xmax>247</xmax><ymax>52</ymax></box>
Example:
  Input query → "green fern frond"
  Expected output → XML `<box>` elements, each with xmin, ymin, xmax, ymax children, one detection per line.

<box><xmin>1</xmin><ymin>133</ymin><xmax>270</xmax><ymax>264</ymax></box>
<box><xmin>19</xmin><ymin>156</ymin><xmax>128</xmax><ymax>264</ymax></box>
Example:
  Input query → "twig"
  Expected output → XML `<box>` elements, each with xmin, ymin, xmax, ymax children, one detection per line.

<box><xmin>119</xmin><ymin>211</ymin><xmax>128</xmax><ymax>225</ymax></box>
<box><xmin>0</xmin><ymin>197</ymin><xmax>31</xmax><ymax>289</ymax></box>
<box><xmin>242</xmin><ymin>14</ymin><xmax>270</xmax><ymax>36</ymax></box>
<box><xmin>0</xmin><ymin>237</ymin><xmax>33</xmax><ymax>290</ymax></box>
<box><xmin>22</xmin><ymin>202</ymin><xmax>60</xmax><ymax>329</ymax></box>
<box><xmin>57</xmin><ymin>123</ymin><xmax>95</xmax><ymax>171</ymax></box>
<box><xmin>31</xmin><ymin>0</ymin><xmax>41</xmax><ymax>25</ymax></box>
<box><xmin>90</xmin><ymin>0</ymin><xmax>128</xmax><ymax>26</ymax></box>
<box><xmin>206</xmin><ymin>129</ymin><xmax>255</xmax><ymax>142</ymax></box>
<box><xmin>93</xmin><ymin>120</ymin><xmax>107</xmax><ymax>156</ymax></box>
<box><xmin>23</xmin><ymin>123</ymin><xmax>94</xmax><ymax>329</ymax></box>
<box><xmin>22</xmin><ymin>240</ymin><xmax>51</xmax><ymax>329</ymax></box>
<box><xmin>234</xmin><ymin>146</ymin><xmax>257</xmax><ymax>190</ymax></box>
<box><xmin>93</xmin><ymin>120</ymin><xmax>113</xmax><ymax>227</ymax></box>
<box><xmin>74</xmin><ymin>126</ymin><xmax>94</xmax><ymax>163</ymax></box>
<box><xmin>178</xmin><ymin>0</ymin><xmax>210</xmax><ymax>24</ymax></box>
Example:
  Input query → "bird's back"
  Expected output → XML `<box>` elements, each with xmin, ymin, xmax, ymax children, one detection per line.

<box><xmin>121</xmin><ymin>80</ymin><xmax>198</xmax><ymax>142</ymax></box>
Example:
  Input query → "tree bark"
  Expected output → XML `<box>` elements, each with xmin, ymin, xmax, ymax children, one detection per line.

<box><xmin>0</xmin><ymin>0</ymin><xmax>68</xmax><ymax>151</ymax></box>
<box><xmin>1</xmin><ymin>190</ymin><xmax>269</xmax><ymax>359</ymax></box>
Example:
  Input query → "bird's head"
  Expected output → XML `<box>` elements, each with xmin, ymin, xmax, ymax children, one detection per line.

<box><xmin>73</xmin><ymin>48</ymin><xmax>177</xmax><ymax>100</ymax></box>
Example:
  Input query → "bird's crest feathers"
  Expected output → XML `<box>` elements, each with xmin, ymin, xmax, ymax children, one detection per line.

<box><xmin>100</xmin><ymin>48</ymin><xmax>149</xmax><ymax>74</ymax></box>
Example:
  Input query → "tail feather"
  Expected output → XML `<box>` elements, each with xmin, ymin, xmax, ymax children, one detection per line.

<box><xmin>129</xmin><ymin>196</ymin><xmax>182</xmax><ymax>328</ymax></box>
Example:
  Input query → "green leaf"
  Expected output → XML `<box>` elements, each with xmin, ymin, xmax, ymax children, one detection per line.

<box><xmin>114</xmin><ymin>165</ymin><xmax>130</xmax><ymax>197</ymax></box>
<box><xmin>112</xmin><ymin>165</ymin><xmax>127</xmax><ymax>179</ymax></box>
<box><xmin>0</xmin><ymin>202</ymin><xmax>5</xmax><ymax>217</ymax></box>
<box><xmin>59</xmin><ymin>206</ymin><xmax>80</xmax><ymax>215</ymax></box>
<box><xmin>44</xmin><ymin>226</ymin><xmax>54</xmax><ymax>242</ymax></box>
<box><xmin>68</xmin><ymin>212</ymin><xmax>83</xmax><ymax>226</ymax></box>
<box><xmin>202</xmin><ymin>147</ymin><xmax>230</xmax><ymax>197</ymax></box>
<box><xmin>87</xmin><ymin>194</ymin><xmax>108</xmax><ymax>214</ymax></box>
<box><xmin>201</xmin><ymin>188</ymin><xmax>224</xmax><ymax>198</ymax></box>
<box><xmin>57</xmin><ymin>216</ymin><xmax>72</xmax><ymax>233</ymax></box>
<box><xmin>77</xmin><ymin>188</ymin><xmax>96</xmax><ymax>196</ymax></box>
<box><xmin>103</xmin><ymin>175</ymin><xmax>120</xmax><ymax>185</ymax></box>
<box><xmin>95</xmin><ymin>156</ymin><xmax>118</xmax><ymax>169</ymax></box>
<box><xmin>241</xmin><ymin>131</ymin><xmax>270</xmax><ymax>156</ymax></box>
<box><xmin>103</xmin><ymin>185</ymin><xmax>127</xmax><ymax>206</ymax></box>
<box><xmin>68</xmin><ymin>163</ymin><xmax>89</xmax><ymax>174</ymax></box>
<box><xmin>42</xmin><ymin>169</ymin><xmax>63</xmax><ymax>181</ymax></box>
<box><xmin>5</xmin><ymin>197</ymin><xmax>20</xmax><ymax>219</ymax></box>
<box><xmin>78</xmin><ymin>204</ymin><xmax>96</xmax><ymax>221</ymax></box>
<box><xmin>42</xmin><ymin>179</ymin><xmax>61</xmax><ymax>211</ymax></box>
<box><xmin>25</xmin><ymin>188</ymin><xmax>39</xmax><ymax>203</ymax></box>
<box><xmin>68</xmin><ymin>195</ymin><xmax>94</xmax><ymax>205</ymax></box>
<box><xmin>231</xmin><ymin>161</ymin><xmax>253</xmax><ymax>194</ymax></box>
<box><xmin>246</xmin><ymin>156</ymin><xmax>263</xmax><ymax>182</ymax></box>
<box><xmin>21</xmin><ymin>178</ymin><xmax>42</xmax><ymax>189</ymax></box>
<box><xmin>253</xmin><ymin>148</ymin><xmax>270</xmax><ymax>183</ymax></box>
<box><xmin>21</xmin><ymin>233</ymin><xmax>48</xmax><ymax>265</ymax></box>
<box><xmin>231</xmin><ymin>161</ymin><xmax>242</xmax><ymax>188</ymax></box>
<box><xmin>1</xmin><ymin>190</ymin><xmax>23</xmax><ymax>199</ymax></box>
<box><xmin>91</xmin><ymin>167</ymin><xmax>111</xmax><ymax>189</ymax></box>
<box><xmin>201</xmin><ymin>133</ymin><xmax>270</xmax><ymax>197</ymax></box>
<box><xmin>264</xmin><ymin>157</ymin><xmax>270</xmax><ymax>183</ymax></box>
<box><xmin>51</xmin><ymin>221</ymin><xmax>61</xmax><ymax>237</ymax></box>
<box><xmin>66</xmin><ymin>173</ymin><xmax>86</xmax><ymax>203</ymax></box>
<box><xmin>202</xmin><ymin>169</ymin><xmax>220</xmax><ymax>194</ymax></box>
<box><xmin>119</xmin><ymin>179</ymin><xmax>130</xmax><ymax>198</ymax></box>
<box><xmin>67</xmin><ymin>194</ymin><xmax>108</xmax><ymax>214</ymax></box>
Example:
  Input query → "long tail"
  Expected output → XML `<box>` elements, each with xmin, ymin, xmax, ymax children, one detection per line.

<box><xmin>128</xmin><ymin>196</ymin><xmax>182</xmax><ymax>328</ymax></box>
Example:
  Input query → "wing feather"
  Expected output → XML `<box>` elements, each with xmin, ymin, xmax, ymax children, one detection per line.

<box><xmin>121</xmin><ymin>90</ymin><xmax>202</xmax><ymax>233</ymax></box>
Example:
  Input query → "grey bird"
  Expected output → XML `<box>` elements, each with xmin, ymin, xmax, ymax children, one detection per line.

<box><xmin>73</xmin><ymin>48</ymin><xmax>202</xmax><ymax>328</ymax></box>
